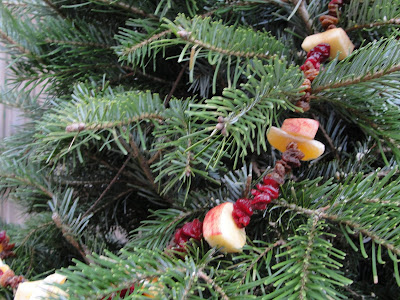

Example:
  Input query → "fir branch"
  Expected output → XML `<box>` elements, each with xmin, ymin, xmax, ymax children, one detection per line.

<box><xmin>52</xmin><ymin>212</ymin><xmax>91</xmax><ymax>264</ymax></box>
<box><xmin>313</xmin><ymin>64</ymin><xmax>400</xmax><ymax>93</ymax></box>
<box><xmin>44</xmin><ymin>38</ymin><xmax>110</xmax><ymax>49</ymax></box>
<box><xmin>180</xmin><ymin>33</ymin><xmax>271</xmax><ymax>59</ymax></box>
<box><xmin>65</xmin><ymin>113</ymin><xmax>164</xmax><ymax>132</ymax></box>
<box><xmin>341</xmin><ymin>0</ymin><xmax>400</xmax><ymax>33</ymax></box>
<box><xmin>291</xmin><ymin>0</ymin><xmax>313</xmax><ymax>33</ymax></box>
<box><xmin>0</xmin><ymin>28</ymin><xmax>31</xmax><ymax>56</ymax></box>
<box><xmin>346</xmin><ymin>18</ymin><xmax>400</xmax><ymax>32</ymax></box>
<box><xmin>121</xmin><ymin>29</ymin><xmax>171</xmax><ymax>56</ymax></box>
<box><xmin>92</xmin><ymin>0</ymin><xmax>157</xmax><ymax>19</ymax></box>
<box><xmin>274</xmin><ymin>199</ymin><xmax>400</xmax><ymax>256</ymax></box>
<box><xmin>0</xmin><ymin>173</ymin><xmax>54</xmax><ymax>199</ymax></box>
<box><xmin>313</xmin><ymin>36</ymin><xmax>400</xmax><ymax>93</ymax></box>
<box><xmin>83</xmin><ymin>155</ymin><xmax>132</xmax><ymax>217</ymax></box>
<box><xmin>198</xmin><ymin>270</ymin><xmax>230</xmax><ymax>300</ymax></box>
<box><xmin>240</xmin><ymin>239</ymin><xmax>285</xmax><ymax>285</ymax></box>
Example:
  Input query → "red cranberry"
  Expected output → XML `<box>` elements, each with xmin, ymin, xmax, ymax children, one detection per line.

<box><xmin>0</xmin><ymin>231</ymin><xmax>6</xmax><ymax>242</ymax></box>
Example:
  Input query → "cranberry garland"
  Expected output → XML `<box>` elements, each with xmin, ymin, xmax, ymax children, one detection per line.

<box><xmin>0</xmin><ymin>231</ymin><xmax>25</xmax><ymax>291</ymax></box>
<box><xmin>171</xmin><ymin>218</ymin><xmax>203</xmax><ymax>250</ymax></box>
<box><xmin>232</xmin><ymin>142</ymin><xmax>304</xmax><ymax>228</ymax></box>
<box><xmin>296</xmin><ymin>0</ymin><xmax>345</xmax><ymax>112</ymax></box>
<box><xmin>0</xmin><ymin>230</ymin><xmax>15</xmax><ymax>259</ymax></box>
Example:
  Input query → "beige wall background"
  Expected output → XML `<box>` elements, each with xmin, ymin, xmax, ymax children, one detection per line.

<box><xmin>0</xmin><ymin>51</ymin><xmax>28</xmax><ymax>224</ymax></box>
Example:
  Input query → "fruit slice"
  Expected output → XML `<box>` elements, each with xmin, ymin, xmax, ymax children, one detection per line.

<box><xmin>302</xmin><ymin>28</ymin><xmax>354</xmax><ymax>60</ymax></box>
<box><xmin>14</xmin><ymin>273</ymin><xmax>67</xmax><ymax>300</ymax></box>
<box><xmin>203</xmin><ymin>202</ymin><xmax>246</xmax><ymax>253</ymax></box>
<box><xmin>281</xmin><ymin>118</ymin><xmax>319</xmax><ymax>140</ymax></box>
<box><xmin>267</xmin><ymin>126</ymin><xmax>325</xmax><ymax>161</ymax></box>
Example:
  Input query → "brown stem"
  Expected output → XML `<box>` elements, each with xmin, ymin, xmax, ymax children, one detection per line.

<box><xmin>311</xmin><ymin>113</ymin><xmax>340</xmax><ymax>160</ymax></box>
<box><xmin>345</xmin><ymin>19</ymin><xmax>400</xmax><ymax>33</ymax></box>
<box><xmin>240</xmin><ymin>239</ymin><xmax>285</xmax><ymax>285</ymax></box>
<box><xmin>93</xmin><ymin>0</ymin><xmax>157</xmax><ymax>19</ymax></box>
<box><xmin>119</xmin><ymin>135</ymin><xmax>173</xmax><ymax>205</ymax></box>
<box><xmin>123</xmin><ymin>30</ymin><xmax>172</xmax><ymax>56</ymax></box>
<box><xmin>273</xmin><ymin>199</ymin><xmax>400</xmax><ymax>256</ymax></box>
<box><xmin>91</xmin><ymin>188</ymin><xmax>135</xmax><ymax>215</ymax></box>
<box><xmin>52</xmin><ymin>213</ymin><xmax>92</xmax><ymax>264</ymax></box>
<box><xmin>0</xmin><ymin>29</ymin><xmax>32</xmax><ymax>57</ymax></box>
<box><xmin>44</xmin><ymin>38</ymin><xmax>109</xmax><ymax>49</ymax></box>
<box><xmin>147</xmin><ymin>149</ymin><xmax>163</xmax><ymax>165</ymax></box>
<box><xmin>292</xmin><ymin>0</ymin><xmax>313</xmax><ymax>34</ymax></box>
<box><xmin>198</xmin><ymin>270</ymin><xmax>230</xmax><ymax>300</ymax></box>
<box><xmin>83</xmin><ymin>155</ymin><xmax>131</xmax><ymax>217</ymax></box>
<box><xmin>313</xmin><ymin>64</ymin><xmax>400</xmax><ymax>93</ymax></box>
<box><xmin>164</xmin><ymin>61</ymin><xmax>189</xmax><ymax>107</ymax></box>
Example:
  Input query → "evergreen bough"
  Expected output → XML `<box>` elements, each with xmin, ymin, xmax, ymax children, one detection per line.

<box><xmin>0</xmin><ymin>0</ymin><xmax>400</xmax><ymax>299</ymax></box>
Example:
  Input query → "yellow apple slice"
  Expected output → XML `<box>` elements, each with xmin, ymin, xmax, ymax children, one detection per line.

<box><xmin>281</xmin><ymin>118</ymin><xmax>319</xmax><ymax>140</ymax></box>
<box><xmin>267</xmin><ymin>126</ymin><xmax>325</xmax><ymax>161</ymax></box>
<box><xmin>302</xmin><ymin>28</ymin><xmax>354</xmax><ymax>60</ymax></box>
<box><xmin>14</xmin><ymin>273</ymin><xmax>67</xmax><ymax>300</ymax></box>
<box><xmin>203</xmin><ymin>202</ymin><xmax>246</xmax><ymax>253</ymax></box>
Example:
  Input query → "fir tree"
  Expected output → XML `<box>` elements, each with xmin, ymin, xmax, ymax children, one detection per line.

<box><xmin>0</xmin><ymin>0</ymin><xmax>400</xmax><ymax>299</ymax></box>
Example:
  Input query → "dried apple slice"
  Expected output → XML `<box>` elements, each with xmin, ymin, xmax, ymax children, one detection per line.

<box><xmin>267</xmin><ymin>126</ymin><xmax>325</xmax><ymax>161</ymax></box>
<box><xmin>281</xmin><ymin>118</ymin><xmax>319</xmax><ymax>140</ymax></box>
<box><xmin>14</xmin><ymin>273</ymin><xmax>67</xmax><ymax>300</ymax></box>
<box><xmin>302</xmin><ymin>28</ymin><xmax>354</xmax><ymax>60</ymax></box>
<box><xmin>203</xmin><ymin>202</ymin><xmax>246</xmax><ymax>253</ymax></box>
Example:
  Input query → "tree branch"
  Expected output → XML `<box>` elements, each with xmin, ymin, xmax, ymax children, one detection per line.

<box><xmin>198</xmin><ymin>270</ymin><xmax>230</xmax><ymax>300</ymax></box>
<box><xmin>291</xmin><ymin>0</ymin><xmax>313</xmax><ymax>34</ymax></box>
<box><xmin>93</xmin><ymin>0</ymin><xmax>157</xmax><ymax>19</ymax></box>
<box><xmin>313</xmin><ymin>64</ymin><xmax>400</xmax><ymax>93</ymax></box>
<box><xmin>273</xmin><ymin>199</ymin><xmax>400</xmax><ymax>256</ymax></box>
<box><xmin>83</xmin><ymin>155</ymin><xmax>131</xmax><ymax>218</ymax></box>
<box><xmin>345</xmin><ymin>19</ymin><xmax>400</xmax><ymax>33</ymax></box>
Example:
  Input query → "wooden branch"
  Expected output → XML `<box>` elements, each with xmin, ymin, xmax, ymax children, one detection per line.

<box><xmin>313</xmin><ymin>64</ymin><xmax>400</xmax><ymax>93</ymax></box>
<box><xmin>346</xmin><ymin>19</ymin><xmax>400</xmax><ymax>33</ymax></box>
<box><xmin>198</xmin><ymin>270</ymin><xmax>230</xmax><ymax>300</ymax></box>
<box><xmin>83</xmin><ymin>155</ymin><xmax>131</xmax><ymax>217</ymax></box>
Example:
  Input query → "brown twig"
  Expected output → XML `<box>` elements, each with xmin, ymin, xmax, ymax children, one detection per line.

<box><xmin>83</xmin><ymin>155</ymin><xmax>131</xmax><ymax>218</ymax></box>
<box><xmin>198</xmin><ymin>270</ymin><xmax>230</xmax><ymax>300</ymax></box>
<box><xmin>313</xmin><ymin>64</ymin><xmax>400</xmax><ymax>93</ymax></box>
<box><xmin>118</xmin><ymin>135</ymin><xmax>173</xmax><ymax>205</ymax></box>
<box><xmin>273</xmin><ymin>199</ymin><xmax>400</xmax><ymax>256</ymax></box>
<box><xmin>240</xmin><ymin>239</ymin><xmax>286</xmax><ymax>285</ymax></box>
<box><xmin>147</xmin><ymin>149</ymin><xmax>163</xmax><ymax>165</ymax></box>
<box><xmin>52</xmin><ymin>213</ymin><xmax>92</xmax><ymax>264</ymax></box>
<box><xmin>291</xmin><ymin>0</ymin><xmax>313</xmax><ymax>34</ymax></box>
<box><xmin>164</xmin><ymin>61</ymin><xmax>189</xmax><ymax>107</ymax></box>
<box><xmin>311</xmin><ymin>113</ymin><xmax>340</xmax><ymax>160</ymax></box>
<box><xmin>345</xmin><ymin>19</ymin><xmax>400</xmax><ymax>33</ymax></box>
<box><xmin>93</xmin><ymin>0</ymin><xmax>158</xmax><ymax>19</ymax></box>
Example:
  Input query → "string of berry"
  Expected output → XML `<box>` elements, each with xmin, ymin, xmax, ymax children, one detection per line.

<box><xmin>320</xmin><ymin>0</ymin><xmax>344</xmax><ymax>30</ymax></box>
<box><xmin>296</xmin><ymin>0</ymin><xmax>345</xmax><ymax>111</ymax></box>
<box><xmin>231</xmin><ymin>142</ymin><xmax>304</xmax><ymax>228</ymax></box>
<box><xmin>171</xmin><ymin>218</ymin><xmax>203</xmax><ymax>250</ymax></box>
<box><xmin>0</xmin><ymin>231</ymin><xmax>25</xmax><ymax>290</ymax></box>
<box><xmin>0</xmin><ymin>230</ymin><xmax>15</xmax><ymax>259</ymax></box>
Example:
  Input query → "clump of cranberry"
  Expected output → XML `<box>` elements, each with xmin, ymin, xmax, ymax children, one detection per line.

<box><xmin>301</xmin><ymin>43</ymin><xmax>330</xmax><ymax>71</ymax></box>
<box><xmin>173</xmin><ymin>218</ymin><xmax>203</xmax><ymax>249</ymax></box>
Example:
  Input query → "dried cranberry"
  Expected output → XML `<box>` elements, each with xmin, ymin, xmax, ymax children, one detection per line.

<box><xmin>251</xmin><ymin>193</ymin><xmax>272</xmax><ymax>210</ymax></box>
<box><xmin>330</xmin><ymin>0</ymin><xmax>342</xmax><ymax>5</ymax></box>
<box><xmin>182</xmin><ymin>219</ymin><xmax>203</xmax><ymax>241</ymax></box>
<box><xmin>173</xmin><ymin>219</ymin><xmax>203</xmax><ymax>249</ymax></box>
<box><xmin>309</xmin><ymin>44</ymin><xmax>331</xmax><ymax>61</ymax></box>
<box><xmin>262</xmin><ymin>176</ymin><xmax>280</xmax><ymax>189</ymax></box>
<box><xmin>255</xmin><ymin>184</ymin><xmax>279</xmax><ymax>199</ymax></box>
<box><xmin>232</xmin><ymin>199</ymin><xmax>253</xmax><ymax>228</ymax></box>
<box><xmin>0</xmin><ymin>269</ymin><xmax>3</xmax><ymax>276</ymax></box>
<box><xmin>0</xmin><ymin>231</ymin><xmax>6</xmax><ymax>242</ymax></box>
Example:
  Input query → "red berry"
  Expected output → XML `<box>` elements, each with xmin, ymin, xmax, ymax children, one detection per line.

<box><xmin>309</xmin><ymin>44</ymin><xmax>330</xmax><ymax>61</ymax></box>
<box><xmin>251</xmin><ymin>189</ymin><xmax>261</xmax><ymax>196</ymax></box>
<box><xmin>182</xmin><ymin>219</ymin><xmax>203</xmax><ymax>241</ymax></box>
<box><xmin>0</xmin><ymin>231</ymin><xmax>6</xmax><ymax>242</ymax></box>
<box><xmin>232</xmin><ymin>199</ymin><xmax>253</xmax><ymax>228</ymax></box>
<box><xmin>262</xmin><ymin>176</ymin><xmax>280</xmax><ymax>189</ymax></box>
<box><xmin>251</xmin><ymin>193</ymin><xmax>271</xmax><ymax>210</ymax></box>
